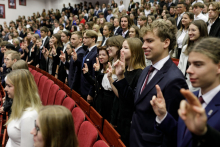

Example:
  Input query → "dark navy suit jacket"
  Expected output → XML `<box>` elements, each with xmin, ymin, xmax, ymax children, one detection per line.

<box><xmin>157</xmin><ymin>90</ymin><xmax>220</xmax><ymax>147</ymax></box>
<box><xmin>209</xmin><ymin>17</ymin><xmax>220</xmax><ymax>38</ymax></box>
<box><xmin>94</xmin><ymin>10</ymin><xmax>101</xmax><ymax>17</ymax></box>
<box><xmin>80</xmin><ymin>46</ymin><xmax>97</xmax><ymax>99</ymax></box>
<box><xmin>114</xmin><ymin>27</ymin><xmax>123</xmax><ymax>36</ymax></box>
<box><xmin>65</xmin><ymin>47</ymin><xmax>85</xmax><ymax>93</ymax></box>
<box><xmin>114</xmin><ymin>58</ymin><xmax>188</xmax><ymax>147</ymax></box>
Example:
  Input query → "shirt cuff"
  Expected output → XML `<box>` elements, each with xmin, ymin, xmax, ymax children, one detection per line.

<box><xmin>156</xmin><ymin>111</ymin><xmax>168</xmax><ymax>124</ymax></box>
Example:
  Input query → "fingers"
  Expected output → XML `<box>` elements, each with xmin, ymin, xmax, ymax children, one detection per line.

<box><xmin>72</xmin><ymin>49</ymin><xmax>76</xmax><ymax>53</ymax></box>
<box><xmin>113</xmin><ymin>59</ymin><xmax>119</xmax><ymax>67</ymax></box>
<box><xmin>180</xmin><ymin>89</ymin><xmax>201</xmax><ymax>107</ymax></box>
<box><xmin>150</xmin><ymin>95</ymin><xmax>157</xmax><ymax>106</ymax></box>
<box><xmin>60</xmin><ymin>50</ymin><xmax>64</xmax><ymax>55</ymax></box>
<box><xmin>84</xmin><ymin>63</ymin><xmax>88</xmax><ymax>69</ymax></box>
<box><xmin>120</xmin><ymin>50</ymin><xmax>125</xmax><ymax>63</ymax></box>
<box><xmin>96</xmin><ymin>57</ymin><xmax>99</xmax><ymax>65</ymax></box>
<box><xmin>108</xmin><ymin>62</ymin><xmax>112</xmax><ymax>70</ymax></box>
<box><xmin>155</xmin><ymin>85</ymin><xmax>164</xmax><ymax>99</ymax></box>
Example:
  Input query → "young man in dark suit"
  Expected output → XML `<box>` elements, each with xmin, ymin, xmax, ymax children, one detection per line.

<box><xmin>207</xmin><ymin>2</ymin><xmax>220</xmax><ymax>37</ymax></box>
<box><xmin>37</xmin><ymin>26</ymin><xmax>50</xmax><ymax>71</ymax></box>
<box><xmin>102</xmin><ymin>3</ymin><xmax>108</xmax><ymax>19</ymax></box>
<box><xmin>113</xmin><ymin>17</ymin><xmax>123</xmax><ymax>36</ymax></box>
<box><xmin>113</xmin><ymin>20</ymin><xmax>188</xmax><ymax>147</ymax></box>
<box><xmin>176</xmin><ymin>2</ymin><xmax>187</xmax><ymax>30</ymax></box>
<box><xmin>66</xmin><ymin>31</ymin><xmax>85</xmax><ymax>93</ymax></box>
<box><xmin>80</xmin><ymin>30</ymin><xmax>98</xmax><ymax>102</ymax></box>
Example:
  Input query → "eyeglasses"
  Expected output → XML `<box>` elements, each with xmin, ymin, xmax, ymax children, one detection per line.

<box><xmin>208</xmin><ymin>8</ymin><xmax>217</xmax><ymax>11</ymax></box>
<box><xmin>34</xmin><ymin>120</ymin><xmax>40</xmax><ymax>135</ymax></box>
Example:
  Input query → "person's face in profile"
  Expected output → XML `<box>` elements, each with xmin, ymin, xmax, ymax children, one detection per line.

<box><xmin>30</xmin><ymin>119</ymin><xmax>44</xmax><ymax>147</ymax></box>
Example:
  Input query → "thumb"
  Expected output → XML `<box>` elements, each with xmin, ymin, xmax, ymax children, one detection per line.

<box><xmin>96</xmin><ymin>57</ymin><xmax>99</xmax><ymax>64</ymax></box>
<box><xmin>108</xmin><ymin>62</ymin><xmax>112</xmax><ymax>69</ymax></box>
<box><xmin>84</xmin><ymin>63</ymin><xmax>88</xmax><ymax>68</ymax></box>
<box><xmin>155</xmin><ymin>85</ymin><xmax>164</xmax><ymax>99</ymax></box>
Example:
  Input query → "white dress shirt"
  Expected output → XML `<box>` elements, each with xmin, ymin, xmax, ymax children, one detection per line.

<box><xmin>207</xmin><ymin>19</ymin><xmax>216</xmax><ymax>34</ymax></box>
<box><xmin>40</xmin><ymin>36</ymin><xmax>48</xmax><ymax>49</ymax></box>
<box><xmin>194</xmin><ymin>12</ymin><xmax>208</xmax><ymax>22</ymax></box>
<box><xmin>119</xmin><ymin>4</ymin><xmax>125</xmax><ymax>12</ymax></box>
<box><xmin>63</xmin><ymin>41</ymin><xmax>70</xmax><ymax>53</ymax></box>
<box><xmin>177</xmin><ymin>12</ymin><xmax>185</xmax><ymax>26</ymax></box>
<box><xmin>122</xmin><ymin>30</ymin><xmax>128</xmax><ymax>38</ymax></box>
<box><xmin>177</xmin><ymin>29</ymin><xmax>188</xmax><ymax>48</ymax></box>
<box><xmin>53</xmin><ymin>26</ymin><xmax>60</xmax><ymax>34</ymax></box>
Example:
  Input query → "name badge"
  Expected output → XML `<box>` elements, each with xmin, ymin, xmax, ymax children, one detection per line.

<box><xmin>86</xmin><ymin>59</ymin><xmax>89</xmax><ymax>61</ymax></box>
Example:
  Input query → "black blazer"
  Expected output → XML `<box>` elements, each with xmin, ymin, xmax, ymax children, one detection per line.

<box><xmin>39</xmin><ymin>37</ymin><xmax>50</xmax><ymax>71</ymax></box>
<box><xmin>80</xmin><ymin>46</ymin><xmax>97</xmax><ymax>99</ymax></box>
<box><xmin>176</xmin><ymin>17</ymin><xmax>182</xmax><ymax>30</ymax></box>
<box><xmin>114</xmin><ymin>58</ymin><xmax>188</xmax><ymax>147</ymax></box>
<box><xmin>128</xmin><ymin>2</ymin><xmax>135</xmax><ymax>12</ymax></box>
<box><xmin>120</xmin><ymin>30</ymin><xmax>129</xmax><ymax>38</ymax></box>
<box><xmin>65</xmin><ymin>47</ymin><xmax>85</xmax><ymax>93</ymax></box>
<box><xmin>102</xmin><ymin>8</ymin><xmax>108</xmax><ymax>19</ymax></box>
<box><xmin>114</xmin><ymin>27</ymin><xmax>123</xmax><ymax>36</ymax></box>
<box><xmin>208</xmin><ymin>17</ymin><xmax>220</xmax><ymax>37</ymax></box>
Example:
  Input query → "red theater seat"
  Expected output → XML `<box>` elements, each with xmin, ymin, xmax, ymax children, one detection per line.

<box><xmin>62</xmin><ymin>97</ymin><xmax>75</xmax><ymax>112</ymax></box>
<box><xmin>54</xmin><ymin>90</ymin><xmax>66</xmax><ymax>105</ymax></box>
<box><xmin>34</xmin><ymin>72</ymin><xmax>43</xmax><ymax>87</ymax></box>
<box><xmin>78</xmin><ymin>121</ymin><xmax>98</xmax><ymax>147</ymax></box>
<box><xmin>72</xmin><ymin>107</ymin><xmax>85</xmax><ymax>135</ymax></box>
<box><xmin>47</xmin><ymin>84</ymin><xmax>59</xmax><ymax>105</ymax></box>
<box><xmin>41</xmin><ymin>80</ymin><xmax>54</xmax><ymax>105</ymax></box>
<box><xmin>93</xmin><ymin>140</ymin><xmax>109</xmax><ymax>147</ymax></box>
<box><xmin>38</xmin><ymin>75</ymin><xmax>48</xmax><ymax>100</ymax></box>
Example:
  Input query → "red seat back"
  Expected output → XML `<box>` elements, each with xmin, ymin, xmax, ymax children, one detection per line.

<box><xmin>72</xmin><ymin>107</ymin><xmax>85</xmax><ymax>135</ymax></box>
<box><xmin>77</xmin><ymin>121</ymin><xmax>98</xmax><ymax>147</ymax></box>
<box><xmin>62</xmin><ymin>97</ymin><xmax>75</xmax><ymax>112</ymax></box>
<box><xmin>34</xmin><ymin>72</ymin><xmax>43</xmax><ymax>87</ymax></box>
<box><xmin>54</xmin><ymin>90</ymin><xmax>66</xmax><ymax>105</ymax></box>
<box><xmin>38</xmin><ymin>75</ymin><xmax>48</xmax><ymax>100</ymax></box>
<box><xmin>47</xmin><ymin>84</ymin><xmax>59</xmax><ymax>105</ymax></box>
<box><xmin>41</xmin><ymin>80</ymin><xmax>54</xmax><ymax>105</ymax></box>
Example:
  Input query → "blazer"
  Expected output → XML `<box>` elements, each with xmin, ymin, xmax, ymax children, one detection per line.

<box><xmin>208</xmin><ymin>17</ymin><xmax>220</xmax><ymax>38</ymax></box>
<box><xmin>102</xmin><ymin>8</ymin><xmax>108</xmax><ymax>19</ymax></box>
<box><xmin>80</xmin><ymin>46</ymin><xmax>97</xmax><ymax>99</ymax></box>
<box><xmin>94</xmin><ymin>10</ymin><xmax>101</xmax><ymax>17</ymax></box>
<box><xmin>39</xmin><ymin>37</ymin><xmax>50</xmax><ymax>71</ymax></box>
<box><xmin>176</xmin><ymin>29</ymin><xmax>189</xmax><ymax>49</ymax></box>
<box><xmin>157</xmin><ymin>90</ymin><xmax>220</xmax><ymax>147</ymax></box>
<box><xmin>114</xmin><ymin>27</ymin><xmax>123</xmax><ymax>36</ymax></box>
<box><xmin>176</xmin><ymin>17</ymin><xmax>182</xmax><ymax>30</ymax></box>
<box><xmin>128</xmin><ymin>2</ymin><xmax>135</xmax><ymax>12</ymax></box>
<box><xmin>120</xmin><ymin>31</ymin><xmax>129</xmax><ymax>38</ymax></box>
<box><xmin>114</xmin><ymin>58</ymin><xmax>188</xmax><ymax>147</ymax></box>
<box><xmin>66</xmin><ymin>47</ymin><xmax>85</xmax><ymax>93</ymax></box>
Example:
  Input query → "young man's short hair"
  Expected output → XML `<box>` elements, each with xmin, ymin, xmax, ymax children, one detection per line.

<box><xmin>141</xmin><ymin>19</ymin><xmax>177</xmax><ymax>52</ymax></box>
<box><xmin>71</xmin><ymin>31</ymin><xmax>83</xmax><ymax>39</ymax></box>
<box><xmin>40</xmin><ymin>26</ymin><xmax>49</xmax><ymax>33</ymax></box>
<box><xmin>84</xmin><ymin>30</ymin><xmax>98</xmax><ymax>43</ymax></box>
<box><xmin>1</xmin><ymin>41</ymin><xmax>9</xmax><ymax>47</ymax></box>
<box><xmin>192</xmin><ymin>2</ymin><xmax>204</xmax><ymax>9</ymax></box>
<box><xmin>6</xmin><ymin>50</ymin><xmax>20</xmax><ymax>60</ymax></box>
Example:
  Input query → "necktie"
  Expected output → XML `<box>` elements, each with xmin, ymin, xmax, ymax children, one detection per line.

<box><xmin>140</xmin><ymin>66</ymin><xmax>155</xmax><ymax>94</ymax></box>
<box><xmin>82</xmin><ymin>50</ymin><xmax>89</xmax><ymax>68</ymax></box>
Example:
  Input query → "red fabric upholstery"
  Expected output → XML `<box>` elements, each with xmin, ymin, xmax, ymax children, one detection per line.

<box><xmin>102</xmin><ymin>120</ymin><xmax>121</xmax><ymax>147</ymax></box>
<box><xmin>47</xmin><ymin>84</ymin><xmax>59</xmax><ymax>105</ymax></box>
<box><xmin>93</xmin><ymin>140</ymin><xmax>109</xmax><ymax>147</ymax></box>
<box><xmin>35</xmin><ymin>68</ymin><xmax>41</xmax><ymax>73</ymax></box>
<box><xmin>41</xmin><ymin>80</ymin><xmax>54</xmax><ymax>105</ymax></box>
<box><xmin>28</xmin><ymin>64</ymin><xmax>36</xmax><ymax>70</ymax></box>
<box><xmin>89</xmin><ymin>107</ymin><xmax>103</xmax><ymax>132</ymax></box>
<box><xmin>34</xmin><ymin>72</ymin><xmax>43</xmax><ymax>87</ymax></box>
<box><xmin>30</xmin><ymin>70</ymin><xmax>37</xmax><ymax>77</ymax></box>
<box><xmin>62</xmin><ymin>97</ymin><xmax>75</xmax><ymax>112</ymax></box>
<box><xmin>54</xmin><ymin>90</ymin><xmax>66</xmax><ymax>105</ymax></box>
<box><xmin>78</xmin><ymin>121</ymin><xmax>98</xmax><ymax>147</ymax></box>
<box><xmin>38</xmin><ymin>75</ymin><xmax>48</xmax><ymax>100</ymax></box>
<box><xmin>72</xmin><ymin>107</ymin><xmax>85</xmax><ymax>135</ymax></box>
<box><xmin>28</xmin><ymin>68</ymin><xmax>32</xmax><ymax>72</ymax></box>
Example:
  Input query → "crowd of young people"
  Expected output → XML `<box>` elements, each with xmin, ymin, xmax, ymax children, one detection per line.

<box><xmin>0</xmin><ymin>0</ymin><xmax>220</xmax><ymax>146</ymax></box>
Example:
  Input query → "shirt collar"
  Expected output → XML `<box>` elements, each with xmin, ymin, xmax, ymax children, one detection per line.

<box><xmin>198</xmin><ymin>84</ymin><xmax>220</xmax><ymax>105</ymax></box>
<box><xmin>88</xmin><ymin>45</ymin><xmax>96</xmax><ymax>52</ymax></box>
<box><xmin>122</xmin><ymin>29</ymin><xmax>128</xmax><ymax>36</ymax></box>
<box><xmin>63</xmin><ymin>41</ymin><xmax>70</xmax><ymax>47</ymax></box>
<box><xmin>152</xmin><ymin>55</ymin><xmax>170</xmax><ymax>70</ymax></box>
<box><xmin>42</xmin><ymin>36</ymin><xmax>48</xmax><ymax>41</ymax></box>
<box><xmin>75</xmin><ymin>45</ymin><xmax>82</xmax><ymax>52</ymax></box>
<box><xmin>178</xmin><ymin>12</ymin><xmax>185</xmax><ymax>17</ymax></box>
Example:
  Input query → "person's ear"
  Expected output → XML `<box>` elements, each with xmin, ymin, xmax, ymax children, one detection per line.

<box><xmin>163</xmin><ymin>38</ymin><xmax>170</xmax><ymax>50</ymax></box>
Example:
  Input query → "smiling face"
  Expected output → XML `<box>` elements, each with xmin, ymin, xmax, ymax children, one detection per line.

<box><xmin>129</xmin><ymin>28</ymin><xmax>136</xmax><ymax>38</ymax></box>
<box><xmin>142</xmin><ymin>30</ymin><xmax>169</xmax><ymax>64</ymax></box>
<box><xmin>181</xmin><ymin>14</ymin><xmax>192</xmax><ymax>27</ymax></box>
<box><xmin>187</xmin><ymin>51</ymin><xmax>220</xmax><ymax>93</ymax></box>
<box><xmin>121</xmin><ymin>40</ymin><xmax>131</xmax><ymax>61</ymax></box>
<box><xmin>98</xmin><ymin>50</ymin><xmax>109</xmax><ymax>64</ymax></box>
<box><xmin>188</xmin><ymin>24</ymin><xmax>200</xmax><ymax>41</ymax></box>
<box><xmin>4</xmin><ymin>77</ymin><xmax>14</xmax><ymax>99</ymax></box>
<box><xmin>106</xmin><ymin>45</ymin><xmax>119</xmax><ymax>59</ymax></box>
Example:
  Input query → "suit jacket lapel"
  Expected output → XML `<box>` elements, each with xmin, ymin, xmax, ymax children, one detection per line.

<box><xmin>135</xmin><ymin>58</ymin><xmax>172</xmax><ymax>105</ymax></box>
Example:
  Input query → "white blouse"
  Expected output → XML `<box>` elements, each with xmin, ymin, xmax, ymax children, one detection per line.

<box><xmin>6</xmin><ymin>107</ymin><xmax>38</xmax><ymax>147</ymax></box>
<box><xmin>177</xmin><ymin>29</ymin><xmax>188</xmax><ymax>48</ymax></box>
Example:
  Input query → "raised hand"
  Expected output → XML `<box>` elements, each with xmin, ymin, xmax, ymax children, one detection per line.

<box><xmin>150</xmin><ymin>85</ymin><xmax>167</xmax><ymax>120</ymax></box>
<box><xmin>59</xmin><ymin>50</ymin><xmax>66</xmax><ymax>62</ymax></box>
<box><xmin>82</xmin><ymin>63</ymin><xmax>88</xmax><ymax>74</ymax></box>
<box><xmin>31</xmin><ymin>47</ymin><xmax>35</xmax><ymax>52</ymax></box>
<box><xmin>45</xmin><ymin>49</ymin><xmax>49</xmax><ymax>56</ymax></box>
<box><xmin>106</xmin><ymin>62</ymin><xmax>113</xmax><ymax>78</ymax></box>
<box><xmin>113</xmin><ymin>50</ymin><xmax>125</xmax><ymax>80</ymax></box>
<box><xmin>42</xmin><ymin>47</ymin><xmax>46</xmax><ymax>54</ymax></box>
<box><xmin>71</xmin><ymin>49</ymin><xmax>77</xmax><ymax>61</ymax></box>
<box><xmin>52</xmin><ymin>45</ymin><xmax>56</xmax><ymax>55</ymax></box>
<box><xmin>178</xmin><ymin>89</ymin><xmax>207</xmax><ymax>135</ymax></box>
<box><xmin>93</xmin><ymin>57</ymin><xmax>100</xmax><ymax>71</ymax></box>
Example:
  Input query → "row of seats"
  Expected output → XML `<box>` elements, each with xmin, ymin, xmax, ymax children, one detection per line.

<box><xmin>28</xmin><ymin>65</ymin><xmax>126</xmax><ymax>147</ymax></box>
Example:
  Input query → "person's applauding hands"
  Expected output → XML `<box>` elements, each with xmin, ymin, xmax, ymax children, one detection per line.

<box><xmin>113</xmin><ymin>50</ymin><xmax>125</xmax><ymax>80</ymax></box>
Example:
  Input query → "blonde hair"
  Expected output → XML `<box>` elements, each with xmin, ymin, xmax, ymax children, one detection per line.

<box><xmin>6</xmin><ymin>69</ymin><xmax>42</xmax><ymax>125</ymax></box>
<box><xmin>12</xmin><ymin>38</ymin><xmax>19</xmax><ymax>45</ymax></box>
<box><xmin>38</xmin><ymin>105</ymin><xmax>78</xmax><ymax>147</ymax></box>
<box><xmin>12</xmin><ymin>60</ymin><xmax>28</xmax><ymax>70</ymax></box>
<box><xmin>125</xmin><ymin>38</ymin><xmax>146</xmax><ymax>70</ymax></box>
